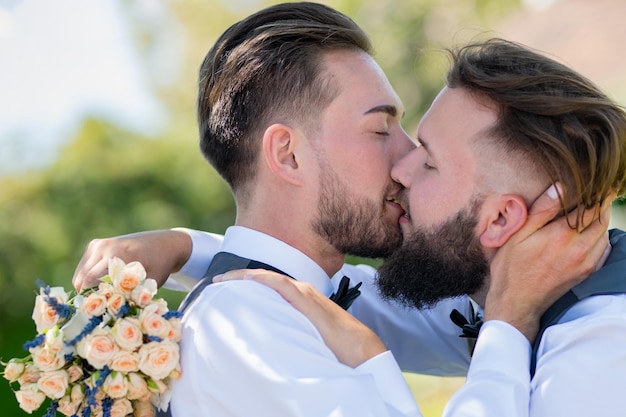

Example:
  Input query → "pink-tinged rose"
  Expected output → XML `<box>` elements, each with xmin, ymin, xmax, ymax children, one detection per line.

<box><xmin>30</xmin><ymin>346</ymin><xmax>64</xmax><ymax>372</ymax></box>
<box><xmin>131</xmin><ymin>279</ymin><xmax>157</xmax><ymax>307</ymax></box>
<box><xmin>15</xmin><ymin>383</ymin><xmax>46</xmax><ymax>414</ymax></box>
<box><xmin>57</xmin><ymin>395</ymin><xmax>80</xmax><ymax>416</ymax></box>
<box><xmin>103</xmin><ymin>371</ymin><xmax>128</xmax><ymax>399</ymax></box>
<box><xmin>112</xmin><ymin>317</ymin><xmax>143</xmax><ymax>352</ymax></box>
<box><xmin>70</xmin><ymin>383</ymin><xmax>84</xmax><ymax>403</ymax></box>
<box><xmin>3</xmin><ymin>359</ymin><xmax>25</xmax><ymax>382</ymax></box>
<box><xmin>31</xmin><ymin>287</ymin><xmax>68</xmax><ymax>333</ymax></box>
<box><xmin>110</xmin><ymin>398</ymin><xmax>133</xmax><ymax>417</ymax></box>
<box><xmin>98</xmin><ymin>282</ymin><xmax>115</xmax><ymax>299</ymax></box>
<box><xmin>138</xmin><ymin>341</ymin><xmax>179</xmax><ymax>380</ymax></box>
<box><xmin>133</xmin><ymin>399</ymin><xmax>156</xmax><ymax>417</ymax></box>
<box><xmin>18</xmin><ymin>365</ymin><xmax>41</xmax><ymax>384</ymax></box>
<box><xmin>150</xmin><ymin>299</ymin><xmax>169</xmax><ymax>315</ymax></box>
<box><xmin>110</xmin><ymin>350</ymin><xmax>140</xmax><ymax>373</ymax></box>
<box><xmin>67</xmin><ymin>365</ymin><xmax>84</xmax><ymax>383</ymax></box>
<box><xmin>166</xmin><ymin>318</ymin><xmax>182</xmax><ymax>343</ymax></box>
<box><xmin>80</xmin><ymin>292</ymin><xmax>108</xmax><ymax>317</ymax></box>
<box><xmin>139</xmin><ymin>311</ymin><xmax>170</xmax><ymax>340</ymax></box>
<box><xmin>77</xmin><ymin>328</ymin><xmax>119</xmax><ymax>369</ymax></box>
<box><xmin>107</xmin><ymin>293</ymin><xmax>127</xmax><ymax>317</ymax></box>
<box><xmin>37</xmin><ymin>369</ymin><xmax>69</xmax><ymax>399</ymax></box>
<box><xmin>110</xmin><ymin>258</ymin><xmax>146</xmax><ymax>295</ymax></box>
<box><xmin>127</xmin><ymin>372</ymin><xmax>150</xmax><ymax>401</ymax></box>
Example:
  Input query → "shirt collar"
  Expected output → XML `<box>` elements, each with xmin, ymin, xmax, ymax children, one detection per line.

<box><xmin>221</xmin><ymin>226</ymin><xmax>335</xmax><ymax>297</ymax></box>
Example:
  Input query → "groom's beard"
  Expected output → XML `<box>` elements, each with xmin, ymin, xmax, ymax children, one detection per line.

<box><xmin>312</xmin><ymin>161</ymin><xmax>402</xmax><ymax>259</ymax></box>
<box><xmin>376</xmin><ymin>202</ymin><xmax>489</xmax><ymax>310</ymax></box>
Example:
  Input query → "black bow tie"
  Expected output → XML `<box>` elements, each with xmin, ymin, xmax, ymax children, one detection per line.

<box><xmin>450</xmin><ymin>303</ymin><xmax>483</xmax><ymax>356</ymax></box>
<box><xmin>329</xmin><ymin>276</ymin><xmax>362</xmax><ymax>310</ymax></box>
<box><xmin>450</xmin><ymin>308</ymin><xmax>483</xmax><ymax>338</ymax></box>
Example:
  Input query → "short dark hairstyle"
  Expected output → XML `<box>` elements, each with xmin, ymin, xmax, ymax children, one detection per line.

<box><xmin>447</xmin><ymin>38</ymin><xmax>626</xmax><ymax>227</ymax></box>
<box><xmin>198</xmin><ymin>2</ymin><xmax>372</xmax><ymax>195</ymax></box>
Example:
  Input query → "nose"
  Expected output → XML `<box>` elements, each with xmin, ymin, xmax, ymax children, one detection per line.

<box><xmin>391</xmin><ymin>147</ymin><xmax>420</xmax><ymax>188</ymax></box>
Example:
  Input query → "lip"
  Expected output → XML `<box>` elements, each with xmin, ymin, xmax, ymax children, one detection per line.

<box><xmin>385</xmin><ymin>198</ymin><xmax>406</xmax><ymax>219</ymax></box>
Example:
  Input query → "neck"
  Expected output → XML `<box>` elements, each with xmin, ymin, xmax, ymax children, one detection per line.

<box><xmin>235</xmin><ymin>212</ymin><xmax>346</xmax><ymax>278</ymax></box>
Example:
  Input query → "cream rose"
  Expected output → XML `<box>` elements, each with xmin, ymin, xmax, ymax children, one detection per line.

<box><xmin>133</xmin><ymin>399</ymin><xmax>156</xmax><ymax>417</ymax></box>
<box><xmin>15</xmin><ymin>383</ymin><xmax>46</xmax><ymax>414</ymax></box>
<box><xmin>139</xmin><ymin>303</ymin><xmax>170</xmax><ymax>339</ymax></box>
<box><xmin>30</xmin><ymin>346</ymin><xmax>64</xmax><ymax>372</ymax></box>
<box><xmin>80</xmin><ymin>292</ymin><xmax>108</xmax><ymax>317</ymax></box>
<box><xmin>110</xmin><ymin>258</ymin><xmax>146</xmax><ymax>295</ymax></box>
<box><xmin>57</xmin><ymin>395</ymin><xmax>80</xmax><ymax>417</ymax></box>
<box><xmin>37</xmin><ymin>369</ymin><xmax>69</xmax><ymax>399</ymax></box>
<box><xmin>110</xmin><ymin>350</ymin><xmax>140</xmax><ymax>373</ymax></box>
<box><xmin>112</xmin><ymin>317</ymin><xmax>143</xmax><ymax>351</ymax></box>
<box><xmin>70</xmin><ymin>383</ymin><xmax>84</xmax><ymax>403</ymax></box>
<box><xmin>131</xmin><ymin>279</ymin><xmax>157</xmax><ymax>308</ymax></box>
<box><xmin>44</xmin><ymin>326</ymin><xmax>65</xmax><ymax>354</ymax></box>
<box><xmin>77</xmin><ymin>328</ymin><xmax>119</xmax><ymax>369</ymax></box>
<box><xmin>67</xmin><ymin>364</ymin><xmax>84</xmax><ymax>383</ymax></box>
<box><xmin>3</xmin><ymin>359</ymin><xmax>25</xmax><ymax>382</ymax></box>
<box><xmin>31</xmin><ymin>287</ymin><xmax>68</xmax><ymax>333</ymax></box>
<box><xmin>98</xmin><ymin>282</ymin><xmax>115</xmax><ymax>298</ymax></box>
<box><xmin>166</xmin><ymin>318</ymin><xmax>182</xmax><ymax>343</ymax></box>
<box><xmin>107</xmin><ymin>293</ymin><xmax>127</xmax><ymax>317</ymax></box>
<box><xmin>103</xmin><ymin>371</ymin><xmax>128</xmax><ymax>399</ymax></box>
<box><xmin>18</xmin><ymin>364</ymin><xmax>41</xmax><ymax>385</ymax></box>
<box><xmin>127</xmin><ymin>372</ymin><xmax>150</xmax><ymax>401</ymax></box>
<box><xmin>138</xmin><ymin>341</ymin><xmax>179</xmax><ymax>380</ymax></box>
<box><xmin>110</xmin><ymin>398</ymin><xmax>133</xmax><ymax>417</ymax></box>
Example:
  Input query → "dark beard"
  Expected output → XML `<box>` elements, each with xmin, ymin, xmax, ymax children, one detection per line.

<box><xmin>312</xmin><ymin>165</ymin><xmax>402</xmax><ymax>259</ymax></box>
<box><xmin>376</xmin><ymin>202</ymin><xmax>488</xmax><ymax>309</ymax></box>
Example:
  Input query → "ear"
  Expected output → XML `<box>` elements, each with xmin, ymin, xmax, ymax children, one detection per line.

<box><xmin>479</xmin><ymin>194</ymin><xmax>528</xmax><ymax>248</ymax></box>
<box><xmin>261</xmin><ymin>123</ymin><xmax>304</xmax><ymax>186</ymax></box>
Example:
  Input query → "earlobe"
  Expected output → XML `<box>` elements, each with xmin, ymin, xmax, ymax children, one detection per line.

<box><xmin>262</xmin><ymin>123</ymin><xmax>304</xmax><ymax>186</ymax></box>
<box><xmin>479</xmin><ymin>195</ymin><xmax>528</xmax><ymax>248</ymax></box>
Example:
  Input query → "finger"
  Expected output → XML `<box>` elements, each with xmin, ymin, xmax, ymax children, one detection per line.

<box><xmin>83</xmin><ymin>258</ymin><xmax>110</xmax><ymax>289</ymax></box>
<box><xmin>519</xmin><ymin>183</ymin><xmax>564</xmax><ymax>239</ymax></box>
<box><xmin>212</xmin><ymin>269</ymin><xmax>271</xmax><ymax>282</ymax></box>
<box><xmin>72</xmin><ymin>241</ymin><xmax>101</xmax><ymax>291</ymax></box>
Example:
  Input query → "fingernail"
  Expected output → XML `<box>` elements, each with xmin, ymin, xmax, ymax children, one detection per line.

<box><xmin>547</xmin><ymin>183</ymin><xmax>562</xmax><ymax>200</ymax></box>
<box><xmin>212</xmin><ymin>274</ymin><xmax>223</xmax><ymax>282</ymax></box>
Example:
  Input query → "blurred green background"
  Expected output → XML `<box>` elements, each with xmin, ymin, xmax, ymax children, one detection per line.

<box><xmin>1</xmin><ymin>0</ymin><xmax>625</xmax><ymax>415</ymax></box>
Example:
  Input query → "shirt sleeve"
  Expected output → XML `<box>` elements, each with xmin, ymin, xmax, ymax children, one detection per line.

<box><xmin>163</xmin><ymin>228</ymin><xmax>223</xmax><ymax>291</ymax></box>
<box><xmin>442</xmin><ymin>320</ymin><xmax>531</xmax><ymax>417</ymax></box>
<box><xmin>170</xmin><ymin>280</ymin><xmax>422</xmax><ymax>417</ymax></box>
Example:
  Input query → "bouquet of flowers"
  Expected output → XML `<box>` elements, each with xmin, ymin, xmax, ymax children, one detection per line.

<box><xmin>1</xmin><ymin>257</ymin><xmax>182</xmax><ymax>417</ymax></box>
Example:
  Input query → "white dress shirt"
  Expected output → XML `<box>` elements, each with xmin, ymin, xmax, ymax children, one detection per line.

<box><xmin>172</xmin><ymin>228</ymin><xmax>626</xmax><ymax>417</ymax></box>
<box><xmin>171</xmin><ymin>229</ymin><xmax>473</xmax><ymax>376</ymax></box>
<box><xmin>169</xmin><ymin>226</ymin><xmax>422</xmax><ymax>417</ymax></box>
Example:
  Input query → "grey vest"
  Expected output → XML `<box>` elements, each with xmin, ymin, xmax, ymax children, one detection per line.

<box><xmin>530</xmin><ymin>228</ymin><xmax>626</xmax><ymax>377</ymax></box>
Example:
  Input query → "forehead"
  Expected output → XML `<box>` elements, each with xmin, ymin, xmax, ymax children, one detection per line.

<box><xmin>418</xmin><ymin>87</ymin><xmax>497</xmax><ymax>153</ymax></box>
<box><xmin>321</xmin><ymin>50</ymin><xmax>404</xmax><ymax>114</ymax></box>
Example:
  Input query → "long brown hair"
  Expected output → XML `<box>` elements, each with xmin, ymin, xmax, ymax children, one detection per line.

<box><xmin>447</xmin><ymin>38</ymin><xmax>626</xmax><ymax>228</ymax></box>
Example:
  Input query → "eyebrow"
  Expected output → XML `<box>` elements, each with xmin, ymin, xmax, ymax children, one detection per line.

<box><xmin>364</xmin><ymin>104</ymin><xmax>401</xmax><ymax>118</ymax></box>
